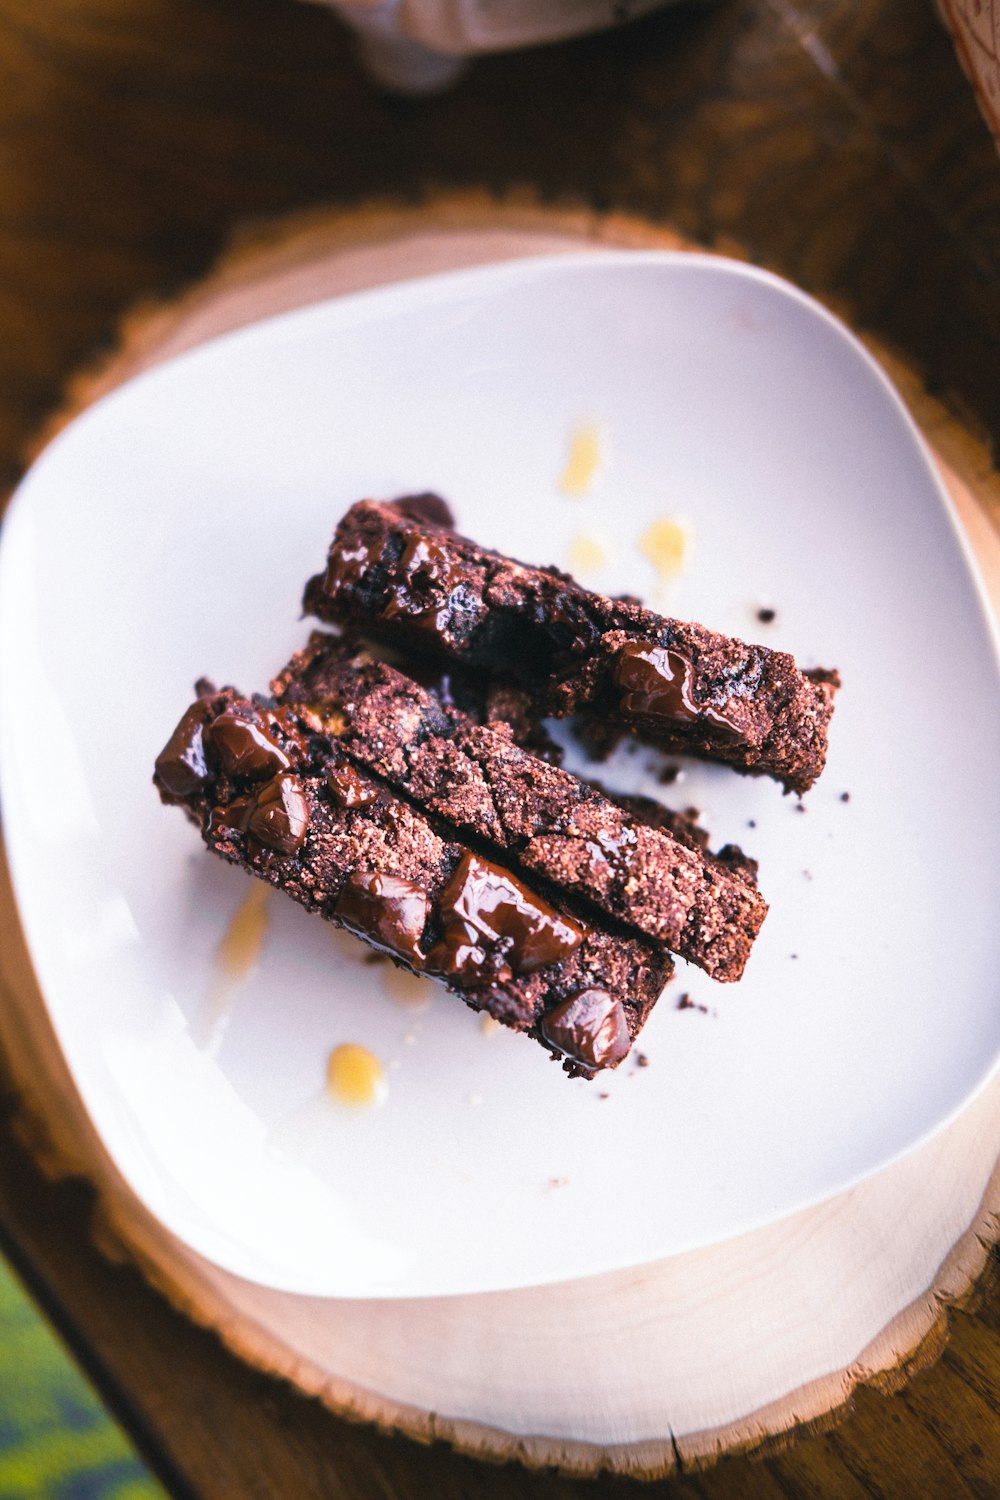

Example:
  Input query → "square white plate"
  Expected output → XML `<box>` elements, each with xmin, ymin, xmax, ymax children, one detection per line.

<box><xmin>2</xmin><ymin>251</ymin><xmax>999</xmax><ymax>1298</ymax></box>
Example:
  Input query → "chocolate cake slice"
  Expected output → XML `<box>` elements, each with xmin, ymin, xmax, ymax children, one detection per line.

<box><xmin>303</xmin><ymin>497</ymin><xmax>839</xmax><ymax>794</ymax></box>
<box><xmin>154</xmin><ymin>686</ymin><xmax>673</xmax><ymax>1077</ymax></box>
<box><xmin>272</xmin><ymin>633</ymin><xmax>767</xmax><ymax>981</ymax></box>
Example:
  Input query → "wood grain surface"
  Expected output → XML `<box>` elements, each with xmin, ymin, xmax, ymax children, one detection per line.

<box><xmin>2</xmin><ymin>1</ymin><xmax>1000</xmax><ymax>1496</ymax></box>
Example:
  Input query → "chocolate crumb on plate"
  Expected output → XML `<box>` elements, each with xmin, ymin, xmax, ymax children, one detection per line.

<box><xmin>676</xmin><ymin>992</ymin><xmax>711</xmax><ymax>1014</ymax></box>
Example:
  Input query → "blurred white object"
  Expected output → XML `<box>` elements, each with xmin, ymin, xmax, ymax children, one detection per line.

<box><xmin>305</xmin><ymin>0</ymin><xmax>675</xmax><ymax>93</ymax></box>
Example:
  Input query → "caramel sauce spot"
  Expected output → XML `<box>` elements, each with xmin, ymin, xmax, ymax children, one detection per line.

<box><xmin>327</xmin><ymin>1044</ymin><xmax>388</xmax><ymax>1109</ymax></box>
<box><xmin>638</xmin><ymin>515</ymin><xmax>693</xmax><ymax>582</ymax></box>
<box><xmin>559</xmin><ymin>423</ymin><xmax>604</xmax><ymax>497</ymax></box>
<box><xmin>568</xmin><ymin>534</ymin><xmax>607</xmax><ymax>575</ymax></box>
<box><xmin>216</xmin><ymin>881</ymin><xmax>270</xmax><ymax>982</ymax></box>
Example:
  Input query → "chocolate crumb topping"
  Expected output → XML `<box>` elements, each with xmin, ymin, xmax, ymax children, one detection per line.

<box><xmin>541</xmin><ymin>988</ymin><xmax>631</xmax><ymax>1073</ymax></box>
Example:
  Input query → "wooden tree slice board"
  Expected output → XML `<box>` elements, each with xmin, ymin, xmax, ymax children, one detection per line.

<box><xmin>4</xmin><ymin>194</ymin><xmax>1000</xmax><ymax>1479</ymax></box>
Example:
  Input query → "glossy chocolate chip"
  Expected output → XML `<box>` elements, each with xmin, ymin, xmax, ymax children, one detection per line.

<box><xmin>540</xmin><ymin>988</ymin><xmax>631</xmax><ymax>1072</ymax></box>
<box><xmin>335</xmin><ymin>872</ymin><xmax>429</xmax><ymax>964</ymax></box>
<box><xmin>548</xmin><ymin>594</ymin><xmax>600</xmax><ymax>655</ymax></box>
<box><xmin>426</xmin><ymin>852</ymin><xmax>586</xmax><ymax>987</ymax></box>
<box><xmin>245</xmin><ymin>773</ymin><xmax>310</xmax><ymax>854</ymax></box>
<box><xmin>423</xmin><ymin>919</ymin><xmax>501</xmax><ymax>989</ymax></box>
<box><xmin>613</xmin><ymin>642</ymin><xmax>742</xmax><ymax>739</ymax></box>
<box><xmin>326</xmin><ymin>764</ymin><xmax>379</xmax><ymax>809</ymax></box>
<box><xmin>155</xmin><ymin>702</ymin><xmax>211</xmax><ymax>796</ymax></box>
<box><xmin>207</xmin><ymin>796</ymin><xmax>252</xmax><ymax>836</ymax></box>
<box><xmin>204</xmin><ymin>712</ymin><xmax>291</xmax><ymax>780</ymax></box>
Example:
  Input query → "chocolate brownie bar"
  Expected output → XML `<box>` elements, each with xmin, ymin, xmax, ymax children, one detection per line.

<box><xmin>272</xmin><ymin>633</ymin><xmax>767</xmax><ymax>981</ymax></box>
<box><xmin>154</xmin><ymin>687</ymin><xmax>673</xmax><ymax>1077</ymax></box>
<box><xmin>303</xmin><ymin>498</ymin><xmax>839</xmax><ymax>794</ymax></box>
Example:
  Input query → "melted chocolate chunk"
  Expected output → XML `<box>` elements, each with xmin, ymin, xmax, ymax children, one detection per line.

<box><xmin>540</xmin><ymin>988</ymin><xmax>631</xmax><ymax>1072</ymax></box>
<box><xmin>245</xmin><ymin>773</ymin><xmax>310</xmax><ymax>854</ymax></box>
<box><xmin>424</xmin><ymin>918</ymin><xmax>503</xmax><ymax>988</ymax></box>
<box><xmin>207</xmin><ymin>796</ymin><xmax>252</xmax><ymax>835</ymax></box>
<box><xmin>425</xmin><ymin>852</ymin><xmax>586</xmax><ymax>988</ymax></box>
<box><xmin>548</xmin><ymin>592</ymin><xmax>601</xmax><ymax>655</ymax></box>
<box><xmin>334</xmin><ymin>872</ymin><xmax>429</xmax><ymax>963</ymax></box>
<box><xmin>155</xmin><ymin>702</ymin><xmax>211</xmax><ymax>796</ymax></box>
<box><xmin>381</xmin><ymin>534</ymin><xmax>462</xmax><ymax>641</ymax></box>
<box><xmin>392</xmin><ymin>493</ymin><xmax>455</xmax><ymax>529</ymax></box>
<box><xmin>322</xmin><ymin>532</ymin><xmax>384</xmax><ymax>596</ymax></box>
<box><xmin>326</xmin><ymin>764</ymin><xmax>379</xmax><ymax>809</ymax></box>
<box><xmin>614</xmin><ymin>643</ymin><xmax>743</xmax><ymax>739</ymax></box>
<box><xmin>204</xmin><ymin>712</ymin><xmax>291</xmax><ymax>780</ymax></box>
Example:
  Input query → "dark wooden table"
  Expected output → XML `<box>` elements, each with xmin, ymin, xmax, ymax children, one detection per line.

<box><xmin>2</xmin><ymin>1</ymin><xmax>1000</xmax><ymax>1495</ymax></box>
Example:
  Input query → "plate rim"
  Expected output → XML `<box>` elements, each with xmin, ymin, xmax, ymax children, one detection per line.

<box><xmin>2</xmin><ymin>246</ymin><xmax>1000</xmax><ymax>1299</ymax></box>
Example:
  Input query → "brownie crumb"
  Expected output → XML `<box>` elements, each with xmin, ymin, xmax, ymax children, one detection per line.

<box><xmin>802</xmin><ymin>869</ymin><xmax>813</xmax><ymax>881</ymax></box>
<box><xmin>658</xmin><ymin>764</ymin><xmax>681</xmax><ymax>785</ymax></box>
<box><xmin>598</xmin><ymin>1091</ymin><xmax>610</xmax><ymax>1100</ymax></box>
<box><xmin>677</xmin><ymin>992</ymin><xmax>710</xmax><ymax>1014</ymax></box>
<box><xmin>756</xmin><ymin>607</ymin><xmax>776</xmax><ymax>624</ymax></box>
<box><xmin>747</xmin><ymin>818</ymin><xmax>756</xmax><ymax>829</ymax></box>
<box><xmin>840</xmin><ymin>790</ymin><xmax>851</xmax><ymax>803</ymax></box>
<box><xmin>790</xmin><ymin>953</ymin><xmax>799</xmax><ymax>960</ymax></box>
<box><xmin>635</xmin><ymin>1052</ymin><xmax>650</xmax><ymax>1068</ymax></box>
<box><xmin>794</xmin><ymin>802</ymin><xmax>807</xmax><ymax>813</ymax></box>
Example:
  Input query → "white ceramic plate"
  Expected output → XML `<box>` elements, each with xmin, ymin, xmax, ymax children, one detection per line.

<box><xmin>2</xmin><ymin>252</ymin><xmax>999</xmax><ymax>1299</ymax></box>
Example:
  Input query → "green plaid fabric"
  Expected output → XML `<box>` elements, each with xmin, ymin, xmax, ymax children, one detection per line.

<box><xmin>0</xmin><ymin>1257</ymin><xmax>166</xmax><ymax>1500</ymax></box>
